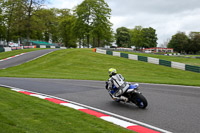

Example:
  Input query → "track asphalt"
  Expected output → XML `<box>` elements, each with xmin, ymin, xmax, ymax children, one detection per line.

<box><xmin>0</xmin><ymin>77</ymin><xmax>200</xmax><ymax>133</ymax></box>
<box><xmin>0</xmin><ymin>49</ymin><xmax>200</xmax><ymax>132</ymax></box>
<box><xmin>0</xmin><ymin>49</ymin><xmax>59</xmax><ymax>69</ymax></box>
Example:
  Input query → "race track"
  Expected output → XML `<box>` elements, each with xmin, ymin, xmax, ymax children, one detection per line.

<box><xmin>0</xmin><ymin>77</ymin><xmax>200</xmax><ymax>133</ymax></box>
<box><xmin>0</xmin><ymin>49</ymin><xmax>200</xmax><ymax>133</ymax></box>
<box><xmin>0</xmin><ymin>49</ymin><xmax>59</xmax><ymax>69</ymax></box>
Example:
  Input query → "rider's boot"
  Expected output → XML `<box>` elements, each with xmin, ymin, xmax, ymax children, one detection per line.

<box><xmin>119</xmin><ymin>96</ymin><xmax>128</xmax><ymax>102</ymax></box>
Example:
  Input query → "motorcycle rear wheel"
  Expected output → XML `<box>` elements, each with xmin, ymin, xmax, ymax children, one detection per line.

<box><xmin>131</xmin><ymin>93</ymin><xmax>148</xmax><ymax>109</ymax></box>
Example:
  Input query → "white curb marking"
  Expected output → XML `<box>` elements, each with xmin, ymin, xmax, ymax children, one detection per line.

<box><xmin>101</xmin><ymin>116</ymin><xmax>136</xmax><ymax>128</ymax></box>
<box><xmin>0</xmin><ymin>53</ymin><xmax>26</xmax><ymax>62</ymax></box>
<box><xmin>61</xmin><ymin>103</ymin><xmax>86</xmax><ymax>110</ymax></box>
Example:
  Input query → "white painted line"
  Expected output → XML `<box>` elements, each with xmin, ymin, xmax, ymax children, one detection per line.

<box><xmin>101</xmin><ymin>116</ymin><xmax>136</xmax><ymax>128</ymax></box>
<box><xmin>61</xmin><ymin>103</ymin><xmax>86</xmax><ymax>110</ymax></box>
<box><xmin>11</xmin><ymin>89</ymin><xmax>21</xmax><ymax>92</ymax></box>
<box><xmin>140</xmin><ymin>82</ymin><xmax>200</xmax><ymax>89</ymax></box>
<box><xmin>30</xmin><ymin>94</ymin><xmax>49</xmax><ymax>99</ymax></box>
<box><xmin>6</xmin><ymin>57</ymin><xmax>12</xmax><ymax>59</ymax></box>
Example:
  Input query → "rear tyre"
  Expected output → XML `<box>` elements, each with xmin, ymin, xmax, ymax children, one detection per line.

<box><xmin>131</xmin><ymin>93</ymin><xmax>148</xmax><ymax>109</ymax></box>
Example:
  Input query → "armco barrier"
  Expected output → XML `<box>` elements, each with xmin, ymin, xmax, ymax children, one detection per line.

<box><xmin>171</xmin><ymin>61</ymin><xmax>185</xmax><ymax>70</ymax></box>
<box><xmin>96</xmin><ymin>48</ymin><xmax>106</xmax><ymax>54</ymax></box>
<box><xmin>60</xmin><ymin>47</ymin><xmax>67</xmax><ymax>49</ymax></box>
<box><xmin>94</xmin><ymin>48</ymin><xmax>200</xmax><ymax>73</ymax></box>
<box><xmin>128</xmin><ymin>54</ymin><xmax>138</xmax><ymax>60</ymax></box>
<box><xmin>40</xmin><ymin>45</ymin><xmax>46</xmax><ymax>48</ymax></box>
<box><xmin>185</xmin><ymin>65</ymin><xmax>200</xmax><ymax>73</ymax></box>
<box><xmin>113</xmin><ymin>51</ymin><xmax>120</xmax><ymax>57</ymax></box>
<box><xmin>4</xmin><ymin>47</ymin><xmax>12</xmax><ymax>52</ymax></box>
<box><xmin>148</xmin><ymin>57</ymin><xmax>159</xmax><ymax>64</ymax></box>
<box><xmin>138</xmin><ymin>56</ymin><xmax>147</xmax><ymax>62</ymax></box>
<box><xmin>0</xmin><ymin>47</ymin><xmax>5</xmax><ymax>52</ymax></box>
<box><xmin>159</xmin><ymin>59</ymin><xmax>171</xmax><ymax>67</ymax></box>
<box><xmin>120</xmin><ymin>53</ymin><xmax>128</xmax><ymax>58</ymax></box>
<box><xmin>34</xmin><ymin>45</ymin><xmax>66</xmax><ymax>49</ymax></box>
<box><xmin>106</xmin><ymin>50</ymin><xmax>112</xmax><ymax>55</ymax></box>
<box><xmin>0</xmin><ymin>45</ymin><xmax>67</xmax><ymax>53</ymax></box>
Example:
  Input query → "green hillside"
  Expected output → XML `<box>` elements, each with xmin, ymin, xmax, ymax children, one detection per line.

<box><xmin>0</xmin><ymin>48</ymin><xmax>199</xmax><ymax>86</ymax></box>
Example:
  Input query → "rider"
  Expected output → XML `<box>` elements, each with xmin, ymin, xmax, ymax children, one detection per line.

<box><xmin>106</xmin><ymin>68</ymin><xmax>129</xmax><ymax>102</ymax></box>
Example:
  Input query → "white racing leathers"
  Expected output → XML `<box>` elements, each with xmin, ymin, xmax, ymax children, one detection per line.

<box><xmin>108</xmin><ymin>74</ymin><xmax>129</xmax><ymax>97</ymax></box>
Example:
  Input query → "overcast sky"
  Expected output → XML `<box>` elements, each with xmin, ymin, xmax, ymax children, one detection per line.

<box><xmin>48</xmin><ymin>0</ymin><xmax>200</xmax><ymax>46</ymax></box>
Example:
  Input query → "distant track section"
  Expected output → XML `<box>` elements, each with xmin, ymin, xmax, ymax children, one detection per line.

<box><xmin>0</xmin><ymin>49</ymin><xmax>59</xmax><ymax>69</ymax></box>
<box><xmin>0</xmin><ymin>53</ymin><xmax>26</xmax><ymax>62</ymax></box>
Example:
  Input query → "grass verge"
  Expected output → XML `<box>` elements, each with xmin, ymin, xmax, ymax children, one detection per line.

<box><xmin>0</xmin><ymin>48</ymin><xmax>199</xmax><ymax>86</ymax></box>
<box><xmin>0</xmin><ymin>48</ymin><xmax>46</xmax><ymax>60</ymax></box>
<box><xmin>0</xmin><ymin>86</ymin><xmax>134</xmax><ymax>133</ymax></box>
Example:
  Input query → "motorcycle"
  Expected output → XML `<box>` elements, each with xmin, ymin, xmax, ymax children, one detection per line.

<box><xmin>105</xmin><ymin>82</ymin><xmax>148</xmax><ymax>109</ymax></box>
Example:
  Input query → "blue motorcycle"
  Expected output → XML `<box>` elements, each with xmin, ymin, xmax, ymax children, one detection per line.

<box><xmin>105</xmin><ymin>82</ymin><xmax>148</xmax><ymax>109</ymax></box>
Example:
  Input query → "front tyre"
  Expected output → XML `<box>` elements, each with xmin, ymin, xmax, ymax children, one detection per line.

<box><xmin>131</xmin><ymin>93</ymin><xmax>148</xmax><ymax>109</ymax></box>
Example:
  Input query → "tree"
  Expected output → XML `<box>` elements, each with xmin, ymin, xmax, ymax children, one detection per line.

<box><xmin>90</xmin><ymin>0</ymin><xmax>113</xmax><ymax>47</ymax></box>
<box><xmin>129</xmin><ymin>26</ymin><xmax>143</xmax><ymax>49</ymax></box>
<box><xmin>141</xmin><ymin>27</ymin><xmax>157</xmax><ymax>48</ymax></box>
<box><xmin>58</xmin><ymin>9</ymin><xmax>77</xmax><ymax>48</ymax></box>
<box><xmin>116</xmin><ymin>27</ymin><xmax>130</xmax><ymax>47</ymax></box>
<box><xmin>1</xmin><ymin>0</ymin><xmax>48</xmax><ymax>45</ymax></box>
<box><xmin>32</xmin><ymin>8</ymin><xmax>58</xmax><ymax>42</ymax></box>
<box><xmin>168</xmin><ymin>32</ymin><xmax>189</xmax><ymax>53</ymax></box>
<box><xmin>74</xmin><ymin>0</ymin><xmax>113</xmax><ymax>48</ymax></box>
<box><xmin>2</xmin><ymin>0</ymin><xmax>17</xmax><ymax>45</ymax></box>
<box><xmin>189</xmin><ymin>32</ymin><xmax>200</xmax><ymax>54</ymax></box>
<box><xmin>0</xmin><ymin>1</ymin><xmax>6</xmax><ymax>41</ymax></box>
<box><xmin>1</xmin><ymin>0</ymin><xmax>114</xmax><ymax>48</ymax></box>
<box><xmin>75</xmin><ymin>0</ymin><xmax>93</xmax><ymax>48</ymax></box>
<box><xmin>23</xmin><ymin>0</ymin><xmax>47</xmax><ymax>45</ymax></box>
<box><xmin>129</xmin><ymin>26</ymin><xmax>158</xmax><ymax>49</ymax></box>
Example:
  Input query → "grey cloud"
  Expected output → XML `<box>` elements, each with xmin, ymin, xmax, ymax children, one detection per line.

<box><xmin>49</xmin><ymin>0</ymin><xmax>200</xmax><ymax>45</ymax></box>
<box><xmin>105</xmin><ymin>0</ymin><xmax>200</xmax><ymax>45</ymax></box>
<box><xmin>106</xmin><ymin>0</ymin><xmax>200</xmax><ymax>15</ymax></box>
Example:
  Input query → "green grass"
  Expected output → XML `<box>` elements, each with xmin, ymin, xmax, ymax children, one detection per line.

<box><xmin>183</xmin><ymin>55</ymin><xmax>200</xmax><ymax>57</ymax></box>
<box><xmin>0</xmin><ymin>48</ymin><xmax>200</xmax><ymax>86</ymax></box>
<box><xmin>122</xmin><ymin>51</ymin><xmax>200</xmax><ymax>66</ymax></box>
<box><xmin>0</xmin><ymin>86</ymin><xmax>134</xmax><ymax>133</ymax></box>
<box><xmin>0</xmin><ymin>48</ymin><xmax>46</xmax><ymax>60</ymax></box>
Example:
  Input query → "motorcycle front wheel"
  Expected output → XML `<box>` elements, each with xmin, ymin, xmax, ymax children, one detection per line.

<box><xmin>131</xmin><ymin>93</ymin><xmax>148</xmax><ymax>109</ymax></box>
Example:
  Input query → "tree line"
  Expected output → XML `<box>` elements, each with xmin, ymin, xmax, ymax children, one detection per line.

<box><xmin>0</xmin><ymin>0</ymin><xmax>114</xmax><ymax>48</ymax></box>
<box><xmin>115</xmin><ymin>26</ymin><xmax>158</xmax><ymax>49</ymax></box>
<box><xmin>116</xmin><ymin>25</ymin><xmax>200</xmax><ymax>54</ymax></box>
<box><xmin>168</xmin><ymin>32</ymin><xmax>200</xmax><ymax>54</ymax></box>
<box><xmin>1</xmin><ymin>0</ymin><xmax>200</xmax><ymax>53</ymax></box>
